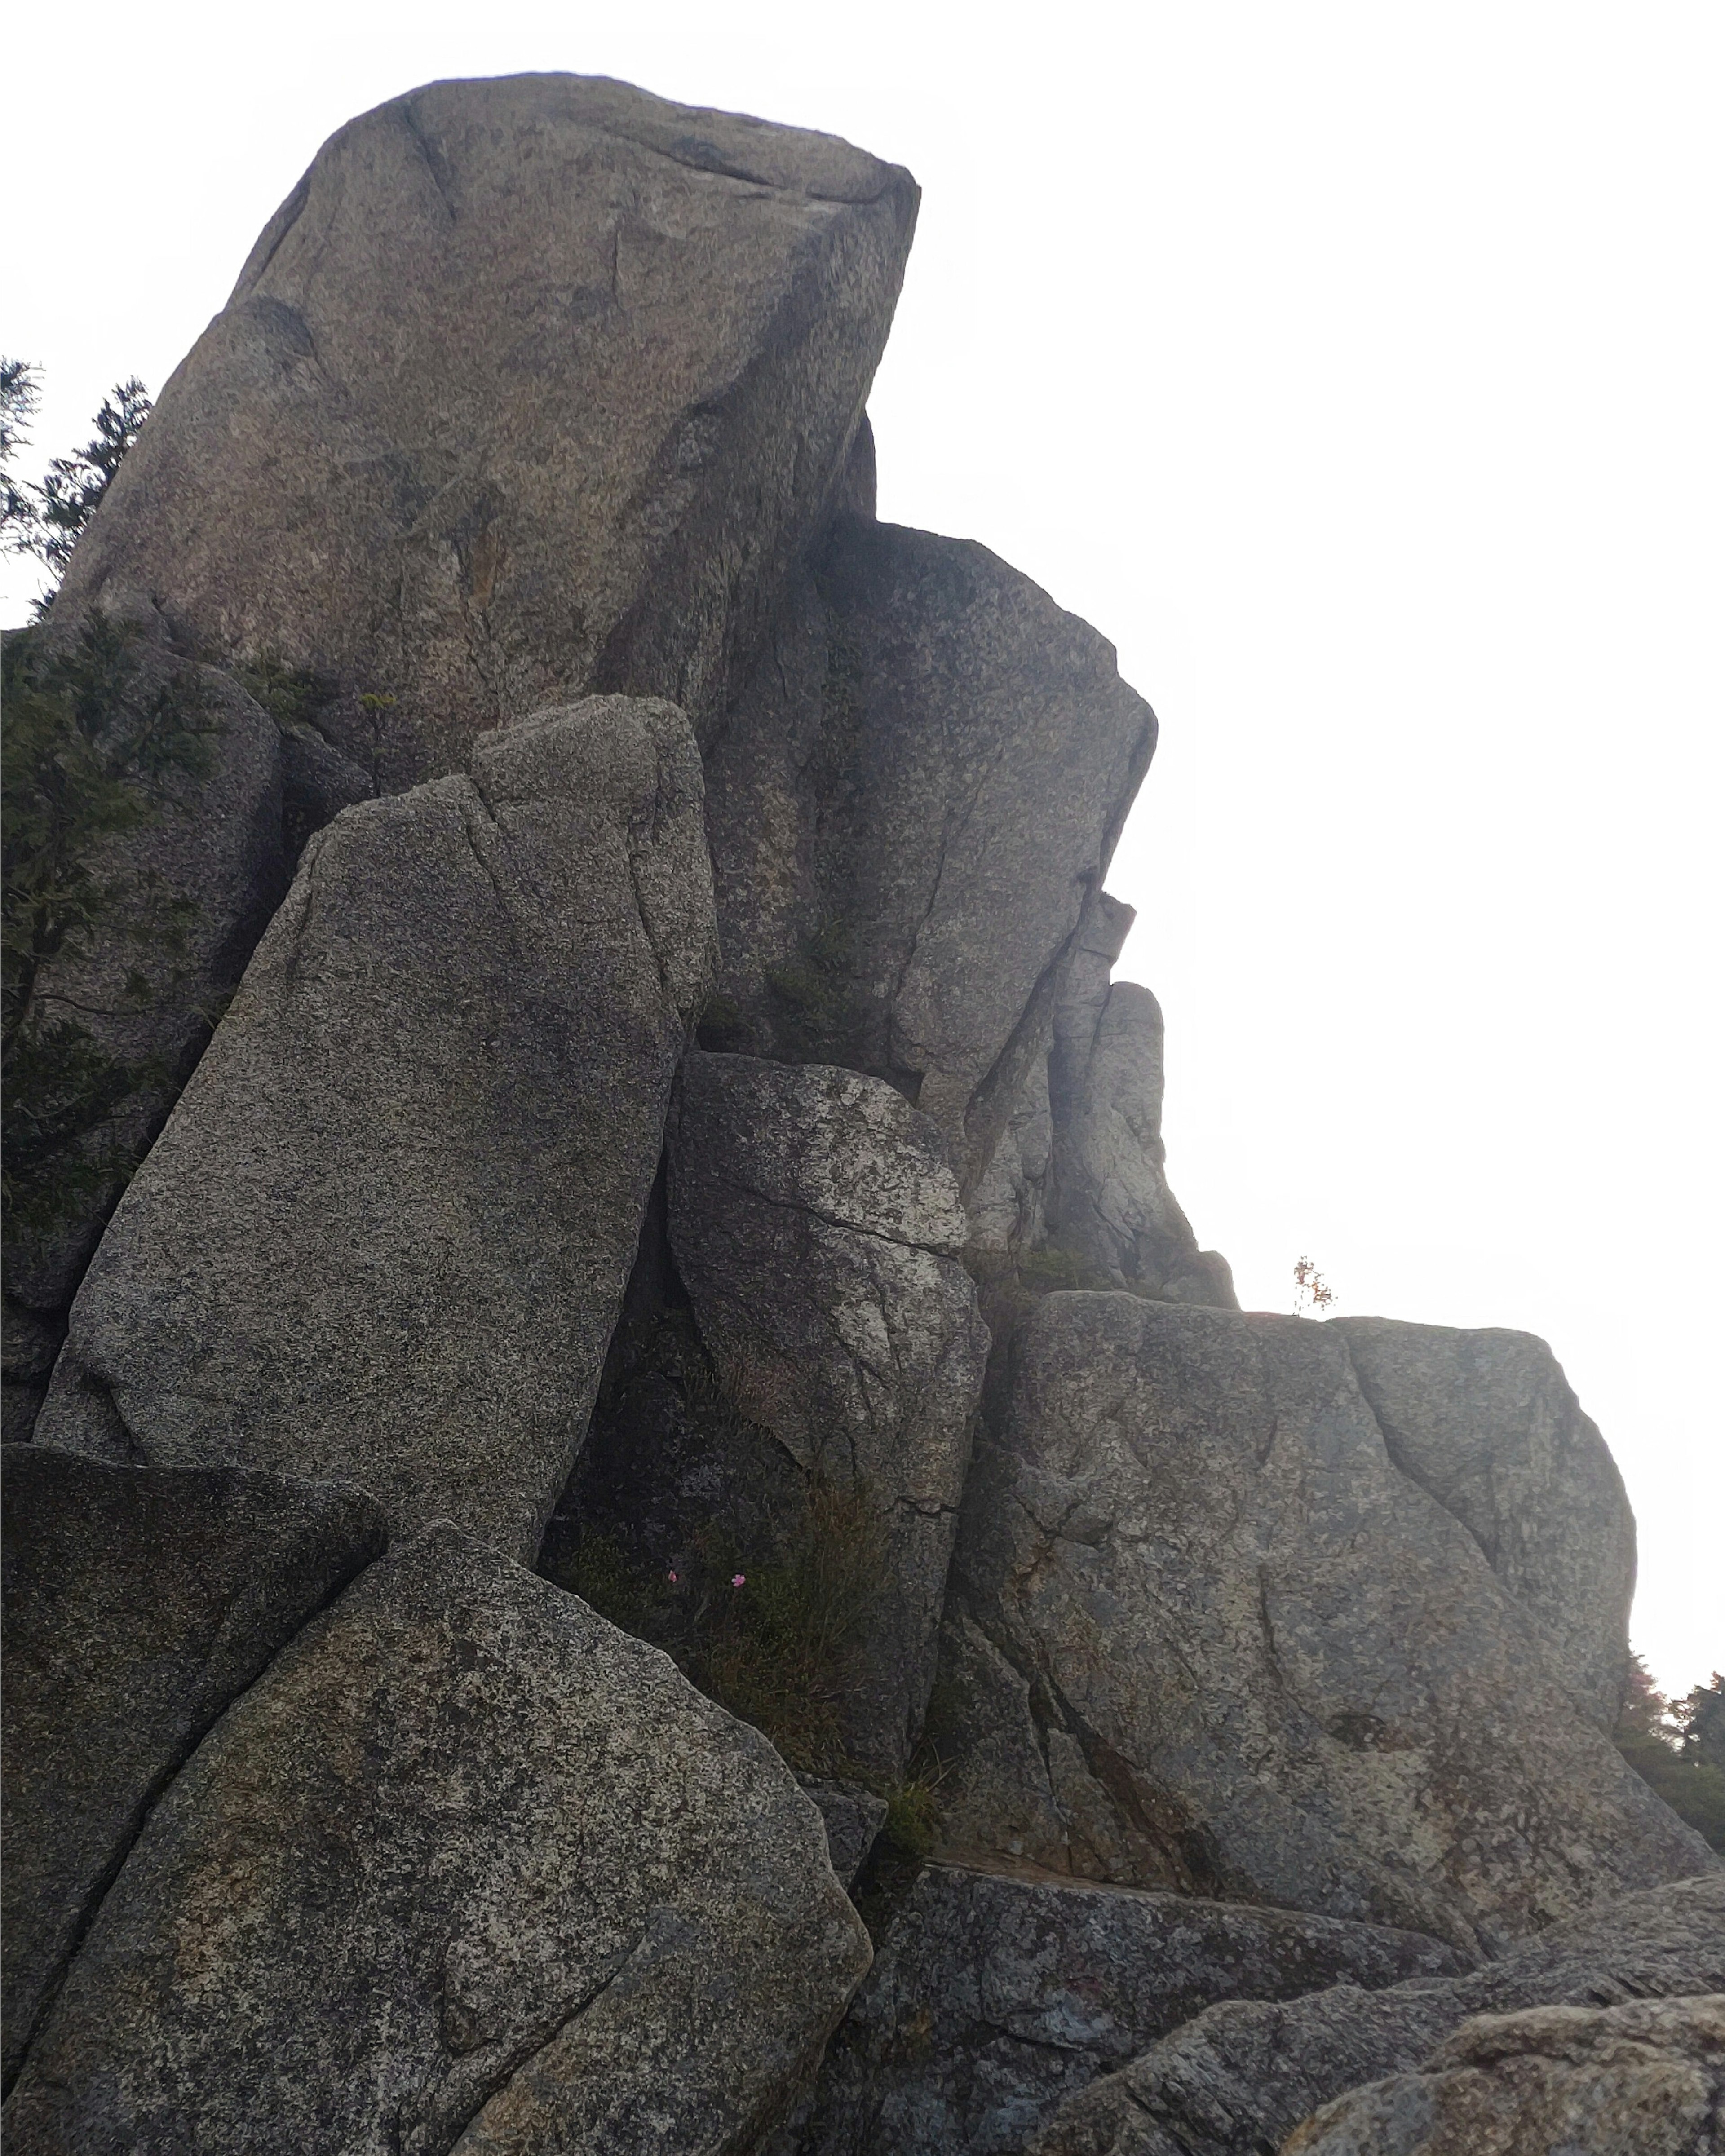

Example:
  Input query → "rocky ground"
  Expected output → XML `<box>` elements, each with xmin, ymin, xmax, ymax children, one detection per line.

<box><xmin>3</xmin><ymin>70</ymin><xmax>1718</xmax><ymax>2156</ymax></box>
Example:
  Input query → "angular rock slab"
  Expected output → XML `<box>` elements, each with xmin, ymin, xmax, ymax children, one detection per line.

<box><xmin>1029</xmin><ymin>1871</ymin><xmax>1725</xmax><ymax>2156</ymax></box>
<box><xmin>789</xmin><ymin>1861</ymin><xmax>1464</xmax><ymax>2156</ymax></box>
<box><xmin>703</xmin><ymin>523</ymin><xmax>1155</xmax><ymax>1186</ymax></box>
<box><xmin>1332</xmin><ymin>1316</ymin><xmax>1634</xmax><ymax>1728</ymax></box>
<box><xmin>1285</xmin><ymin>1993</ymin><xmax>1725</xmax><ymax>2156</ymax></box>
<box><xmin>4</xmin><ymin>1524</ymin><xmax>872</xmax><ymax>2154</ymax></box>
<box><xmin>0</xmin><ymin>1445</ymin><xmax>387</xmax><ymax>2090</ymax></box>
<box><xmin>3</xmin><ymin>612</ymin><xmax>288</xmax><ymax>1319</ymax></box>
<box><xmin>934</xmin><ymin>1295</ymin><xmax>1711</xmax><ymax>1953</ymax></box>
<box><xmin>54</xmin><ymin>75</ymin><xmax>918</xmax><ymax>784</ymax></box>
<box><xmin>37</xmin><ymin>697</ymin><xmax>716</xmax><ymax>1562</ymax></box>
<box><xmin>670</xmin><ymin>1052</ymin><xmax>990</xmax><ymax>1775</ymax></box>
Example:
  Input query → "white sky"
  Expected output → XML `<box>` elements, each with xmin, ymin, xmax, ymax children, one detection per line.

<box><xmin>7</xmin><ymin>2</ymin><xmax>1721</xmax><ymax>1698</ymax></box>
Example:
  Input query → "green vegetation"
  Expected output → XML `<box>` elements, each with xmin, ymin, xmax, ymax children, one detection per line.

<box><xmin>232</xmin><ymin>654</ymin><xmax>328</xmax><ymax>731</ymax></box>
<box><xmin>765</xmin><ymin>916</ymin><xmax>856</xmax><ymax>1060</ymax></box>
<box><xmin>1614</xmin><ymin>1657</ymin><xmax>1725</xmax><ymax>1853</ymax></box>
<box><xmin>1</xmin><ymin>620</ymin><xmax>219</xmax><ymax>1246</ymax></box>
<box><xmin>2</xmin><ymin>359</ymin><xmax>151</xmax><ymax>577</ymax></box>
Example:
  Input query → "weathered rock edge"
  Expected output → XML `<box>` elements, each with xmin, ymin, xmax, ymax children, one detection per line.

<box><xmin>36</xmin><ymin>695</ymin><xmax>716</xmax><ymax>1561</ymax></box>
<box><xmin>5</xmin><ymin>1523</ymin><xmax>872</xmax><ymax>2155</ymax></box>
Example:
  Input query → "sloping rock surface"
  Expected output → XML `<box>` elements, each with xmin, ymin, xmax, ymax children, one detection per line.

<box><xmin>932</xmin><ymin>1295</ymin><xmax>1710</xmax><ymax>1952</ymax></box>
<box><xmin>53</xmin><ymin>75</ymin><xmax>917</xmax><ymax>784</ymax></box>
<box><xmin>1285</xmin><ymin>1993</ymin><xmax>1725</xmax><ymax>2156</ymax></box>
<box><xmin>36</xmin><ymin>697</ymin><xmax>714</xmax><ymax>1562</ymax></box>
<box><xmin>703</xmin><ymin>522</ymin><xmax>1155</xmax><ymax>1185</ymax></box>
<box><xmin>789</xmin><ymin>1861</ymin><xmax>1464</xmax><ymax>2156</ymax></box>
<box><xmin>1332</xmin><ymin>1317</ymin><xmax>1634</xmax><ymax>1728</ymax></box>
<box><xmin>3</xmin><ymin>614</ymin><xmax>289</xmax><ymax>1326</ymax></box>
<box><xmin>1028</xmin><ymin>1801</ymin><xmax>1725</xmax><ymax>2155</ymax></box>
<box><xmin>4</xmin><ymin>1524</ymin><xmax>872</xmax><ymax>2154</ymax></box>
<box><xmin>668</xmin><ymin>1051</ymin><xmax>989</xmax><ymax>1775</ymax></box>
<box><xmin>0</xmin><ymin>1446</ymin><xmax>387</xmax><ymax>2091</ymax></box>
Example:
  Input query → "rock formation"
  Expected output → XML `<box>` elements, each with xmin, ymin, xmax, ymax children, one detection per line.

<box><xmin>929</xmin><ymin>1295</ymin><xmax>1709</xmax><ymax>1953</ymax></box>
<box><xmin>36</xmin><ymin>696</ymin><xmax>714</xmax><ymax>1560</ymax></box>
<box><xmin>4</xmin><ymin>66</ymin><xmax>1715</xmax><ymax>2156</ymax></box>
<box><xmin>1029</xmin><ymin>1871</ymin><xmax>1725</xmax><ymax>2156</ymax></box>
<box><xmin>53</xmin><ymin>76</ymin><xmax>918</xmax><ymax>786</ymax></box>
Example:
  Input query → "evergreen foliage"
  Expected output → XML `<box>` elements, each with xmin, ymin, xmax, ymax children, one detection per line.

<box><xmin>1614</xmin><ymin>1653</ymin><xmax>1725</xmax><ymax>1853</ymax></box>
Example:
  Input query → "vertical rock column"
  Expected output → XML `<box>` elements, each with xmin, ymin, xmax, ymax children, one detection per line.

<box><xmin>37</xmin><ymin>697</ymin><xmax>716</xmax><ymax>1563</ymax></box>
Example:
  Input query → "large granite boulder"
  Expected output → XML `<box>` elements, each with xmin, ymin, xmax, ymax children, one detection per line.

<box><xmin>787</xmin><ymin>1861</ymin><xmax>1464</xmax><ymax>2156</ymax></box>
<box><xmin>0</xmin><ymin>1446</ymin><xmax>387</xmax><ymax>2091</ymax></box>
<box><xmin>1285</xmin><ymin>1993</ymin><xmax>1725</xmax><ymax>2156</ymax></box>
<box><xmin>931</xmin><ymin>1295</ymin><xmax>1710</xmax><ymax>1953</ymax></box>
<box><xmin>703</xmin><ymin>522</ymin><xmax>1155</xmax><ymax>1187</ymax></box>
<box><xmin>1331</xmin><ymin>1317</ymin><xmax>1634</xmax><ymax>1728</ymax></box>
<box><xmin>667</xmin><ymin>1051</ymin><xmax>990</xmax><ymax>1776</ymax></box>
<box><xmin>1029</xmin><ymin>1872</ymin><xmax>1725</xmax><ymax>2156</ymax></box>
<box><xmin>4</xmin><ymin>1523</ymin><xmax>872</xmax><ymax>2152</ymax></box>
<box><xmin>53</xmin><ymin>75</ymin><xmax>917</xmax><ymax>785</ymax></box>
<box><xmin>36</xmin><ymin>696</ymin><xmax>715</xmax><ymax>1562</ymax></box>
<box><xmin>2</xmin><ymin>612</ymin><xmax>290</xmax><ymax>1332</ymax></box>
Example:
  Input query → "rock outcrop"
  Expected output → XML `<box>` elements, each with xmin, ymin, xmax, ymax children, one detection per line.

<box><xmin>931</xmin><ymin>1295</ymin><xmax>1710</xmax><ymax>1953</ymax></box>
<box><xmin>1029</xmin><ymin>1872</ymin><xmax>1725</xmax><ymax>2156</ymax></box>
<box><xmin>703</xmin><ymin>524</ymin><xmax>1155</xmax><ymax>1186</ymax></box>
<box><xmin>1285</xmin><ymin>1994</ymin><xmax>1725</xmax><ymax>2156</ymax></box>
<box><xmin>53</xmin><ymin>75</ymin><xmax>918</xmax><ymax>786</ymax></box>
<box><xmin>5</xmin><ymin>1524</ymin><xmax>871</xmax><ymax>2150</ymax></box>
<box><xmin>36</xmin><ymin>696</ymin><xmax>715</xmax><ymax>1562</ymax></box>
<box><xmin>2</xmin><ymin>613</ymin><xmax>290</xmax><ymax>1339</ymax></box>
<box><xmin>789</xmin><ymin>1862</ymin><xmax>1464</xmax><ymax>2156</ymax></box>
<box><xmin>1332</xmin><ymin>1317</ymin><xmax>1635</xmax><ymax>1727</ymax></box>
<box><xmin>0</xmin><ymin>1446</ymin><xmax>387</xmax><ymax>2090</ymax></box>
<box><xmin>667</xmin><ymin>1053</ymin><xmax>989</xmax><ymax>1776</ymax></box>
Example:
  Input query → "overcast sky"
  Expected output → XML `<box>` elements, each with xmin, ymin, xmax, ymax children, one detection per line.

<box><xmin>7</xmin><ymin>2</ymin><xmax>1720</xmax><ymax>1697</ymax></box>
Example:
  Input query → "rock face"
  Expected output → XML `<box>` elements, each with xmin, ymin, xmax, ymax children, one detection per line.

<box><xmin>1285</xmin><ymin>1994</ymin><xmax>1725</xmax><ymax>2156</ymax></box>
<box><xmin>53</xmin><ymin>75</ymin><xmax>918</xmax><ymax>786</ymax></box>
<box><xmin>798</xmin><ymin>1777</ymin><xmax>890</xmax><ymax>1890</ymax></box>
<box><xmin>1029</xmin><ymin>1872</ymin><xmax>1725</xmax><ymax>2156</ymax></box>
<box><xmin>36</xmin><ymin>697</ymin><xmax>715</xmax><ymax>1562</ymax></box>
<box><xmin>0</xmin><ymin>1446</ymin><xmax>387</xmax><ymax>2092</ymax></box>
<box><xmin>1332</xmin><ymin>1317</ymin><xmax>1634</xmax><ymax>1728</ymax></box>
<box><xmin>789</xmin><ymin>1861</ymin><xmax>1464</xmax><ymax>2156</ymax></box>
<box><xmin>931</xmin><ymin>1294</ymin><xmax>1710</xmax><ymax>1953</ymax></box>
<box><xmin>668</xmin><ymin>1052</ymin><xmax>990</xmax><ymax>1775</ymax></box>
<box><xmin>703</xmin><ymin>522</ymin><xmax>1155</xmax><ymax>1186</ymax></box>
<box><xmin>4</xmin><ymin>1523</ymin><xmax>872</xmax><ymax>2152</ymax></box>
<box><xmin>2</xmin><ymin>613</ymin><xmax>290</xmax><ymax>1335</ymax></box>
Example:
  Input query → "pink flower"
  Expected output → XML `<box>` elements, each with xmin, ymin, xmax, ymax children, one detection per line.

<box><xmin>667</xmin><ymin>1571</ymin><xmax>678</xmax><ymax>1583</ymax></box>
<box><xmin>731</xmin><ymin>1573</ymin><xmax>746</xmax><ymax>1588</ymax></box>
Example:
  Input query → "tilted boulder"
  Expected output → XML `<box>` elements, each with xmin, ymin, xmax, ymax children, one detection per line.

<box><xmin>53</xmin><ymin>75</ymin><xmax>918</xmax><ymax>786</ymax></box>
<box><xmin>931</xmin><ymin>1295</ymin><xmax>1710</xmax><ymax>1953</ymax></box>
<box><xmin>0</xmin><ymin>1446</ymin><xmax>386</xmax><ymax>2091</ymax></box>
<box><xmin>36</xmin><ymin>696</ymin><xmax>715</xmax><ymax>1563</ymax></box>
<box><xmin>1332</xmin><ymin>1316</ymin><xmax>1634</xmax><ymax>1728</ymax></box>
<box><xmin>788</xmin><ymin>1860</ymin><xmax>1463</xmax><ymax>2156</ymax></box>
<box><xmin>2</xmin><ymin>611</ymin><xmax>290</xmax><ymax>1338</ymax></box>
<box><xmin>4</xmin><ymin>1524</ymin><xmax>872</xmax><ymax>2152</ymax></box>
<box><xmin>703</xmin><ymin>522</ymin><xmax>1155</xmax><ymax>1187</ymax></box>
<box><xmin>1285</xmin><ymin>1993</ymin><xmax>1725</xmax><ymax>2156</ymax></box>
<box><xmin>1029</xmin><ymin>1871</ymin><xmax>1725</xmax><ymax>2156</ymax></box>
<box><xmin>667</xmin><ymin>1051</ymin><xmax>990</xmax><ymax>1776</ymax></box>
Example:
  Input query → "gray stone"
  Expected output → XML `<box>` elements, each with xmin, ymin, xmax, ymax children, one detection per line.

<box><xmin>1030</xmin><ymin>1872</ymin><xmax>1725</xmax><ymax>2156</ymax></box>
<box><xmin>1331</xmin><ymin>1317</ymin><xmax>1634</xmax><ymax>1728</ymax></box>
<box><xmin>668</xmin><ymin>1051</ymin><xmax>990</xmax><ymax>1775</ymax></box>
<box><xmin>4</xmin><ymin>1523</ymin><xmax>872</xmax><ymax>2152</ymax></box>
<box><xmin>36</xmin><ymin>697</ymin><xmax>715</xmax><ymax>1563</ymax></box>
<box><xmin>1</xmin><ymin>1305</ymin><xmax>63</xmax><ymax>1445</ymax></box>
<box><xmin>53</xmin><ymin>75</ymin><xmax>917</xmax><ymax>785</ymax></box>
<box><xmin>799</xmin><ymin>1777</ymin><xmax>890</xmax><ymax>1889</ymax></box>
<box><xmin>1042</xmin><ymin>893</ymin><xmax>1236</xmax><ymax>1305</ymax></box>
<box><xmin>932</xmin><ymin>1295</ymin><xmax>1711</xmax><ymax>1954</ymax></box>
<box><xmin>702</xmin><ymin>521</ymin><xmax>1156</xmax><ymax>1186</ymax></box>
<box><xmin>1285</xmin><ymin>1992</ymin><xmax>1725</xmax><ymax>2156</ymax></box>
<box><xmin>3</xmin><ymin>611</ymin><xmax>288</xmax><ymax>1317</ymax></box>
<box><xmin>0</xmin><ymin>1444</ymin><xmax>386</xmax><ymax>2090</ymax></box>
<box><xmin>790</xmin><ymin>1860</ymin><xmax>1464</xmax><ymax>2156</ymax></box>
